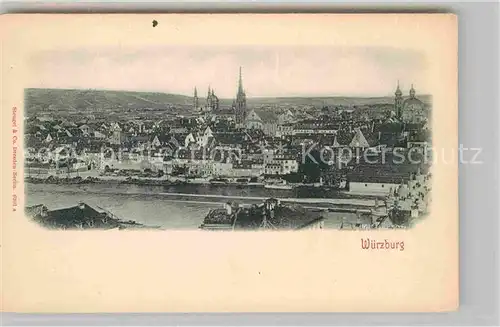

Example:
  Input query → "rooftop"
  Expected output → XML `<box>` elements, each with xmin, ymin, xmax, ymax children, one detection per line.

<box><xmin>202</xmin><ymin>200</ymin><xmax>325</xmax><ymax>230</ymax></box>
<box><xmin>269</xmin><ymin>204</ymin><xmax>324</xmax><ymax>230</ymax></box>
<box><xmin>26</xmin><ymin>203</ymin><xmax>155</xmax><ymax>230</ymax></box>
<box><xmin>347</xmin><ymin>162</ymin><xmax>428</xmax><ymax>184</ymax></box>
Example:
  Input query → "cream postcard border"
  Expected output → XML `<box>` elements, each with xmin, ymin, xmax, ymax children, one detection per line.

<box><xmin>1</xmin><ymin>14</ymin><xmax>458</xmax><ymax>313</ymax></box>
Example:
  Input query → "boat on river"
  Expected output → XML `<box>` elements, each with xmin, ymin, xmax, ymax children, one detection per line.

<box><xmin>264</xmin><ymin>180</ymin><xmax>294</xmax><ymax>190</ymax></box>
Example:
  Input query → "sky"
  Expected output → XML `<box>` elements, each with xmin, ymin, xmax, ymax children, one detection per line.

<box><xmin>28</xmin><ymin>46</ymin><xmax>429</xmax><ymax>98</ymax></box>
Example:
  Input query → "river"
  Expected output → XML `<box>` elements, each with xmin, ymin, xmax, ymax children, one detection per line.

<box><xmin>25</xmin><ymin>183</ymin><xmax>361</xmax><ymax>229</ymax></box>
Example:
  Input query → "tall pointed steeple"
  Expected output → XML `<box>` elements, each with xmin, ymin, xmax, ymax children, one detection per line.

<box><xmin>238</xmin><ymin>66</ymin><xmax>244</xmax><ymax>94</ymax></box>
<box><xmin>235</xmin><ymin>66</ymin><xmax>247</xmax><ymax>125</ymax></box>
<box><xmin>394</xmin><ymin>80</ymin><xmax>403</xmax><ymax>119</ymax></box>
<box><xmin>193</xmin><ymin>86</ymin><xmax>199</xmax><ymax>110</ymax></box>
<box><xmin>207</xmin><ymin>85</ymin><xmax>213</xmax><ymax>107</ymax></box>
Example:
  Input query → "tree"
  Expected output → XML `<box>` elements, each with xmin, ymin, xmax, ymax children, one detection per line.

<box><xmin>298</xmin><ymin>148</ymin><xmax>329</xmax><ymax>183</ymax></box>
<box><xmin>282</xmin><ymin>172</ymin><xmax>303</xmax><ymax>184</ymax></box>
<box><xmin>172</xmin><ymin>165</ymin><xmax>188</xmax><ymax>176</ymax></box>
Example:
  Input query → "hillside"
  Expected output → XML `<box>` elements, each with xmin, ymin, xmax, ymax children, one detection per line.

<box><xmin>25</xmin><ymin>88</ymin><xmax>432</xmax><ymax>115</ymax></box>
<box><xmin>248</xmin><ymin>95</ymin><xmax>432</xmax><ymax>107</ymax></box>
<box><xmin>25</xmin><ymin>88</ymin><xmax>194</xmax><ymax>114</ymax></box>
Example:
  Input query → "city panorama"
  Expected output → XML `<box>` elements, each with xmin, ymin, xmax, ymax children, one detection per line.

<box><xmin>24</xmin><ymin>47</ymin><xmax>432</xmax><ymax>231</ymax></box>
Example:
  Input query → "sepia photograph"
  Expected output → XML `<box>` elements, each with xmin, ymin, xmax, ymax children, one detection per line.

<box><xmin>23</xmin><ymin>46</ymin><xmax>432</xmax><ymax>232</ymax></box>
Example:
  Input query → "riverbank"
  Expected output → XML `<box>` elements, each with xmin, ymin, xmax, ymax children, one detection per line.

<box><xmin>25</xmin><ymin>174</ymin><xmax>385</xmax><ymax>200</ymax></box>
<box><xmin>25</xmin><ymin>174</ymin><xmax>186</xmax><ymax>186</ymax></box>
<box><xmin>25</xmin><ymin>183</ymin><xmax>385</xmax><ymax>229</ymax></box>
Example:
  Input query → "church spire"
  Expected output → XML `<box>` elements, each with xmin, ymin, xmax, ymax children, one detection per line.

<box><xmin>409</xmin><ymin>83</ymin><xmax>416</xmax><ymax>98</ymax></box>
<box><xmin>235</xmin><ymin>66</ymin><xmax>247</xmax><ymax>125</ymax></box>
<box><xmin>238</xmin><ymin>66</ymin><xmax>244</xmax><ymax>94</ymax></box>
<box><xmin>394</xmin><ymin>80</ymin><xmax>403</xmax><ymax>120</ymax></box>
<box><xmin>206</xmin><ymin>85</ymin><xmax>212</xmax><ymax>109</ymax></box>
<box><xmin>395</xmin><ymin>80</ymin><xmax>402</xmax><ymax>96</ymax></box>
<box><xmin>193</xmin><ymin>86</ymin><xmax>198</xmax><ymax>110</ymax></box>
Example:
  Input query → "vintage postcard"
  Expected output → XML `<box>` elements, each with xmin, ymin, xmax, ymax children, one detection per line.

<box><xmin>1</xmin><ymin>14</ymin><xmax>458</xmax><ymax>312</ymax></box>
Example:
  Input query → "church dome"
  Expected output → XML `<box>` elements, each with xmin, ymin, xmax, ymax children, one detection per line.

<box><xmin>402</xmin><ymin>84</ymin><xmax>424</xmax><ymax>111</ymax></box>
<box><xmin>402</xmin><ymin>97</ymin><xmax>424</xmax><ymax>109</ymax></box>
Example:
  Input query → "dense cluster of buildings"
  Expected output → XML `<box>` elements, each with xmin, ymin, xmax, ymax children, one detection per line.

<box><xmin>25</xmin><ymin>68</ymin><xmax>431</xmax><ymax>199</ymax></box>
<box><xmin>200</xmin><ymin>198</ymin><xmax>325</xmax><ymax>231</ymax></box>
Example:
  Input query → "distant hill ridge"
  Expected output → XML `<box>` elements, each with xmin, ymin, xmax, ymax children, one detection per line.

<box><xmin>25</xmin><ymin>88</ymin><xmax>432</xmax><ymax>114</ymax></box>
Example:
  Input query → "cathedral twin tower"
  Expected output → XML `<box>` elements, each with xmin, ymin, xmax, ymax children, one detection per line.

<box><xmin>193</xmin><ymin>67</ymin><xmax>247</xmax><ymax>123</ymax></box>
<box><xmin>394</xmin><ymin>81</ymin><xmax>426</xmax><ymax>122</ymax></box>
